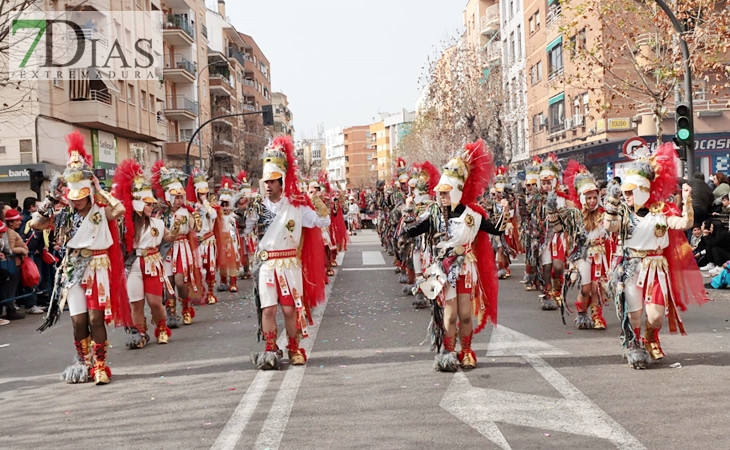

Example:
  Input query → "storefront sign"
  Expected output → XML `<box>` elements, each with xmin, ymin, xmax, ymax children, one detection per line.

<box><xmin>607</xmin><ymin>118</ymin><xmax>631</xmax><ymax>131</ymax></box>
<box><xmin>97</xmin><ymin>130</ymin><xmax>116</xmax><ymax>165</ymax></box>
<box><xmin>0</xmin><ymin>163</ymin><xmax>64</xmax><ymax>182</ymax></box>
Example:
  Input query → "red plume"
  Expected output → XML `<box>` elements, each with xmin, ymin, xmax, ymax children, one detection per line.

<box><xmin>396</xmin><ymin>157</ymin><xmax>407</xmax><ymax>169</ymax></box>
<box><xmin>562</xmin><ymin>160</ymin><xmax>581</xmax><ymax>207</ymax></box>
<box><xmin>113</xmin><ymin>159</ymin><xmax>141</xmax><ymax>253</ymax></box>
<box><xmin>648</xmin><ymin>142</ymin><xmax>679</xmax><ymax>205</ymax></box>
<box><xmin>532</xmin><ymin>155</ymin><xmax>542</xmax><ymax>165</ymax></box>
<box><xmin>270</xmin><ymin>136</ymin><xmax>307</xmax><ymax>206</ymax></box>
<box><xmin>66</xmin><ymin>130</ymin><xmax>92</xmax><ymax>165</ymax></box>
<box><xmin>220</xmin><ymin>176</ymin><xmax>234</xmax><ymax>191</ymax></box>
<box><xmin>461</xmin><ymin>139</ymin><xmax>494</xmax><ymax>206</ymax></box>
<box><xmin>186</xmin><ymin>170</ymin><xmax>196</xmax><ymax>202</ymax></box>
<box><xmin>414</xmin><ymin>161</ymin><xmax>441</xmax><ymax>197</ymax></box>
<box><xmin>150</xmin><ymin>160</ymin><xmax>166</xmax><ymax>201</ymax></box>
<box><xmin>236</xmin><ymin>170</ymin><xmax>248</xmax><ymax>184</ymax></box>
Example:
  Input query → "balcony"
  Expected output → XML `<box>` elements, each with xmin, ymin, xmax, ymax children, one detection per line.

<box><xmin>483</xmin><ymin>40</ymin><xmax>501</xmax><ymax>63</ymax></box>
<box><xmin>68</xmin><ymin>90</ymin><xmax>115</xmax><ymax>128</ymax></box>
<box><xmin>480</xmin><ymin>5</ymin><xmax>499</xmax><ymax>35</ymax></box>
<box><xmin>213</xmin><ymin>139</ymin><xmax>236</xmax><ymax>158</ymax></box>
<box><xmin>242</xmin><ymin>78</ymin><xmax>255</xmax><ymax>87</ymax></box>
<box><xmin>212</xmin><ymin>107</ymin><xmax>235</xmax><ymax>127</ymax></box>
<box><xmin>227</xmin><ymin>47</ymin><xmax>246</xmax><ymax>67</ymax></box>
<box><xmin>164</xmin><ymin>54</ymin><xmax>197</xmax><ymax>83</ymax></box>
<box><xmin>242</xmin><ymin>104</ymin><xmax>256</xmax><ymax>112</ymax></box>
<box><xmin>67</xmin><ymin>28</ymin><xmax>108</xmax><ymax>47</ymax></box>
<box><xmin>209</xmin><ymin>73</ymin><xmax>235</xmax><ymax>97</ymax></box>
<box><xmin>163</xmin><ymin>14</ymin><xmax>195</xmax><ymax>46</ymax></box>
<box><xmin>164</xmin><ymin>94</ymin><xmax>198</xmax><ymax>121</ymax></box>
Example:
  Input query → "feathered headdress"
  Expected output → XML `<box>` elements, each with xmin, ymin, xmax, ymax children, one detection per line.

<box><xmin>561</xmin><ymin>159</ymin><xmax>582</xmax><ymax>206</ymax></box>
<box><xmin>525</xmin><ymin>156</ymin><xmax>542</xmax><ymax>184</ymax></box>
<box><xmin>647</xmin><ymin>142</ymin><xmax>678</xmax><ymax>205</ymax></box>
<box><xmin>64</xmin><ymin>130</ymin><xmax>95</xmax><ymax>201</ymax></box>
<box><xmin>573</xmin><ymin>165</ymin><xmax>599</xmax><ymax>209</ymax></box>
<box><xmin>218</xmin><ymin>176</ymin><xmax>235</xmax><ymax>204</ymax></box>
<box><xmin>413</xmin><ymin>161</ymin><xmax>441</xmax><ymax>198</ymax></box>
<box><xmin>262</xmin><ymin>136</ymin><xmax>306</xmax><ymax>204</ymax></box>
<box><xmin>151</xmin><ymin>161</ymin><xmax>186</xmax><ymax>204</ymax></box>
<box><xmin>395</xmin><ymin>157</ymin><xmax>409</xmax><ymax>184</ymax></box>
<box><xmin>539</xmin><ymin>154</ymin><xmax>561</xmax><ymax>182</ymax></box>
<box><xmin>494</xmin><ymin>166</ymin><xmax>508</xmax><ymax>192</ymax></box>
<box><xmin>113</xmin><ymin>159</ymin><xmax>157</xmax><ymax>252</ymax></box>
<box><xmin>150</xmin><ymin>160</ymin><xmax>166</xmax><ymax>200</ymax></box>
<box><xmin>435</xmin><ymin>139</ymin><xmax>494</xmax><ymax>208</ymax></box>
<box><xmin>317</xmin><ymin>170</ymin><xmax>331</xmax><ymax>193</ymax></box>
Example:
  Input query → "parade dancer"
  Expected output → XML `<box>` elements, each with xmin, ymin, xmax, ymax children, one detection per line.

<box><xmin>538</xmin><ymin>155</ymin><xmax>576</xmax><ymax>310</ymax></box>
<box><xmin>391</xmin><ymin>158</ymin><xmax>409</xmax><ymax>282</ymax></box>
<box><xmin>565</xmin><ymin>165</ymin><xmax>612</xmax><ymax>330</ymax></box>
<box><xmin>604</xmin><ymin>143</ymin><xmax>707</xmax><ymax>369</ymax></box>
<box><xmin>151</xmin><ymin>162</ymin><xmax>203</xmax><ymax>327</ymax></box>
<box><xmin>401</xmin><ymin>161</ymin><xmax>442</xmax><ymax>309</ymax></box>
<box><xmin>347</xmin><ymin>195</ymin><xmax>361</xmax><ymax>236</ymax></box>
<box><xmin>234</xmin><ymin>172</ymin><xmax>255</xmax><ymax>280</ymax></box>
<box><xmin>490</xmin><ymin>167</ymin><xmax>515</xmax><ymax>279</ymax></box>
<box><xmin>522</xmin><ymin>157</ymin><xmax>542</xmax><ymax>291</ymax></box>
<box><xmin>114</xmin><ymin>159</ymin><xmax>173</xmax><ymax>348</ymax></box>
<box><xmin>217</xmin><ymin>177</ymin><xmax>241</xmax><ymax>293</ymax></box>
<box><xmin>330</xmin><ymin>188</ymin><xmax>349</xmax><ymax>256</ymax></box>
<box><xmin>248</xmin><ymin>136</ymin><xmax>330</xmax><ymax>370</ymax></box>
<box><xmin>405</xmin><ymin>139</ymin><xmax>500</xmax><ymax>372</ymax></box>
<box><xmin>188</xmin><ymin>171</ymin><xmax>219</xmax><ymax>305</ymax></box>
<box><xmin>310</xmin><ymin>176</ymin><xmax>336</xmax><ymax>276</ymax></box>
<box><xmin>33</xmin><ymin>131</ymin><xmax>132</xmax><ymax>384</ymax></box>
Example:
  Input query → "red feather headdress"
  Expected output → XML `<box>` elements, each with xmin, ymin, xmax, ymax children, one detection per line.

<box><xmin>113</xmin><ymin>159</ymin><xmax>143</xmax><ymax>252</ymax></box>
<box><xmin>150</xmin><ymin>160</ymin><xmax>166</xmax><ymax>201</ymax></box>
<box><xmin>461</xmin><ymin>139</ymin><xmax>494</xmax><ymax>206</ymax></box>
<box><xmin>236</xmin><ymin>170</ymin><xmax>248</xmax><ymax>185</ymax></box>
<box><xmin>66</xmin><ymin>130</ymin><xmax>92</xmax><ymax>166</ymax></box>
<box><xmin>648</xmin><ymin>142</ymin><xmax>679</xmax><ymax>205</ymax></box>
<box><xmin>413</xmin><ymin>161</ymin><xmax>441</xmax><ymax>196</ymax></box>
<box><xmin>561</xmin><ymin>159</ymin><xmax>582</xmax><ymax>206</ymax></box>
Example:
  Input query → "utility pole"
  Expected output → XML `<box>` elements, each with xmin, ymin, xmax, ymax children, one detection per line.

<box><xmin>653</xmin><ymin>0</ymin><xmax>695</xmax><ymax>175</ymax></box>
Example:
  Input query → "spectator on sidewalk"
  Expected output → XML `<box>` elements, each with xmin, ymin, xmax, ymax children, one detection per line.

<box><xmin>712</xmin><ymin>173</ymin><xmax>730</xmax><ymax>206</ymax></box>
<box><xmin>712</xmin><ymin>194</ymin><xmax>730</xmax><ymax>216</ymax></box>
<box><xmin>706</xmin><ymin>261</ymin><xmax>730</xmax><ymax>289</ymax></box>
<box><xmin>9</xmin><ymin>198</ymin><xmax>20</xmax><ymax>213</ymax></box>
<box><xmin>691</xmin><ymin>225</ymin><xmax>708</xmax><ymax>268</ymax></box>
<box><xmin>700</xmin><ymin>219</ymin><xmax>730</xmax><ymax>275</ymax></box>
<box><xmin>1</xmin><ymin>209</ymin><xmax>28</xmax><ymax>320</ymax></box>
<box><xmin>19</xmin><ymin>197</ymin><xmax>38</xmax><ymax>240</ymax></box>
<box><xmin>690</xmin><ymin>172</ymin><xmax>714</xmax><ymax>225</ymax></box>
<box><xmin>0</xmin><ymin>221</ymin><xmax>12</xmax><ymax>325</ymax></box>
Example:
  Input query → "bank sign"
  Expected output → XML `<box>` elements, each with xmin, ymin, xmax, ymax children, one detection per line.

<box><xmin>9</xmin><ymin>11</ymin><xmax>163</xmax><ymax>80</ymax></box>
<box><xmin>0</xmin><ymin>164</ymin><xmax>59</xmax><ymax>183</ymax></box>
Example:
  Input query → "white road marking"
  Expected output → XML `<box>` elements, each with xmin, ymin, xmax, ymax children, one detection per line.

<box><xmin>211</xmin><ymin>252</ymin><xmax>341</xmax><ymax>450</ymax></box>
<box><xmin>210</xmin><ymin>371</ymin><xmax>274</xmax><ymax>450</ymax></box>
<box><xmin>361</xmin><ymin>250</ymin><xmax>386</xmax><ymax>265</ymax></box>
<box><xmin>440</xmin><ymin>326</ymin><xmax>645</xmax><ymax>450</ymax></box>
<box><xmin>341</xmin><ymin>267</ymin><xmax>394</xmax><ymax>271</ymax></box>
<box><xmin>336</xmin><ymin>252</ymin><xmax>345</xmax><ymax>267</ymax></box>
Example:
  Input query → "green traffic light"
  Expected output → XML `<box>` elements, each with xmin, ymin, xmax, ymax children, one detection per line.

<box><xmin>677</xmin><ymin>129</ymin><xmax>690</xmax><ymax>140</ymax></box>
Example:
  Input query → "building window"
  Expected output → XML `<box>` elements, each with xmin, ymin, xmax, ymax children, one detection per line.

<box><xmin>548</xmin><ymin>42</ymin><xmax>563</xmax><ymax>79</ymax></box>
<box><xmin>517</xmin><ymin>25</ymin><xmax>522</xmax><ymax>59</ymax></box>
<box><xmin>549</xmin><ymin>96</ymin><xmax>565</xmax><ymax>133</ymax></box>
<box><xmin>53</xmin><ymin>78</ymin><xmax>63</xmax><ymax>88</ymax></box>
<box><xmin>141</xmin><ymin>90</ymin><xmax>147</xmax><ymax>110</ymax></box>
<box><xmin>529</xmin><ymin>16</ymin><xmax>535</xmax><ymax>34</ymax></box>
<box><xmin>19</xmin><ymin>139</ymin><xmax>33</xmax><ymax>164</ymax></box>
<box><xmin>127</xmin><ymin>83</ymin><xmax>135</xmax><ymax>104</ymax></box>
<box><xmin>510</xmin><ymin>33</ymin><xmax>515</xmax><ymax>64</ymax></box>
<box><xmin>536</xmin><ymin>60</ymin><xmax>543</xmax><ymax>81</ymax></box>
<box><xmin>119</xmin><ymin>82</ymin><xmax>126</xmax><ymax>102</ymax></box>
<box><xmin>583</xmin><ymin>93</ymin><xmax>590</xmax><ymax>115</ymax></box>
<box><xmin>0</xmin><ymin>145</ymin><xmax>5</xmax><ymax>154</ymax></box>
<box><xmin>536</xmin><ymin>11</ymin><xmax>541</xmax><ymax>30</ymax></box>
<box><xmin>510</xmin><ymin>0</ymin><xmax>514</xmax><ymax>19</ymax></box>
<box><xmin>530</xmin><ymin>64</ymin><xmax>537</xmax><ymax>85</ymax></box>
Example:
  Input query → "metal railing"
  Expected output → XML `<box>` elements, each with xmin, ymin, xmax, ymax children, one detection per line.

<box><xmin>209</xmin><ymin>71</ymin><xmax>235</xmax><ymax>89</ymax></box>
<box><xmin>165</xmin><ymin>94</ymin><xmax>198</xmax><ymax>115</ymax></box>
<box><xmin>74</xmin><ymin>89</ymin><xmax>112</xmax><ymax>105</ymax></box>
<box><xmin>67</xmin><ymin>28</ymin><xmax>108</xmax><ymax>46</ymax></box>
<box><xmin>227</xmin><ymin>47</ymin><xmax>245</xmax><ymax>66</ymax></box>
<box><xmin>165</xmin><ymin>54</ymin><xmax>197</xmax><ymax>75</ymax></box>
<box><xmin>242</xmin><ymin>79</ymin><xmax>255</xmax><ymax>87</ymax></box>
<box><xmin>156</xmin><ymin>113</ymin><xmax>167</xmax><ymax>126</ymax></box>
<box><xmin>242</xmin><ymin>104</ymin><xmax>256</xmax><ymax>111</ymax></box>
<box><xmin>480</xmin><ymin>5</ymin><xmax>499</xmax><ymax>31</ymax></box>
<box><xmin>163</xmin><ymin>14</ymin><xmax>195</xmax><ymax>40</ymax></box>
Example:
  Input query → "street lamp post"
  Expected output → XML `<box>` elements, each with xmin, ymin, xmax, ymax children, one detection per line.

<box><xmin>652</xmin><ymin>0</ymin><xmax>695</xmax><ymax>175</ymax></box>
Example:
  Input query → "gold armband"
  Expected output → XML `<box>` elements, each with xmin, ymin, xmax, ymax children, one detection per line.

<box><xmin>193</xmin><ymin>211</ymin><xmax>203</xmax><ymax>232</ymax></box>
<box><xmin>311</xmin><ymin>196</ymin><xmax>329</xmax><ymax>218</ymax></box>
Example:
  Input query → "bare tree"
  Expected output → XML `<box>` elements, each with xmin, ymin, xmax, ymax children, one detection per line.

<box><xmin>403</xmin><ymin>35</ymin><xmax>516</xmax><ymax>167</ymax></box>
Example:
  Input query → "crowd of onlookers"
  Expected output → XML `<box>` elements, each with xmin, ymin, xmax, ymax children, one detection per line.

<box><xmin>686</xmin><ymin>172</ymin><xmax>730</xmax><ymax>289</ymax></box>
<box><xmin>0</xmin><ymin>197</ymin><xmax>60</xmax><ymax>326</ymax></box>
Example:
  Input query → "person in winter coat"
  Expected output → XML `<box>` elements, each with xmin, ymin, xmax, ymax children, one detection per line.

<box><xmin>689</xmin><ymin>172</ymin><xmax>714</xmax><ymax>226</ymax></box>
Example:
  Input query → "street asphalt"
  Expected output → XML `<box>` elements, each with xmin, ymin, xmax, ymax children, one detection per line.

<box><xmin>1</xmin><ymin>229</ymin><xmax>730</xmax><ymax>449</ymax></box>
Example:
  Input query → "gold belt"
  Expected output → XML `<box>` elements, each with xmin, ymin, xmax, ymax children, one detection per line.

<box><xmin>136</xmin><ymin>247</ymin><xmax>159</xmax><ymax>257</ymax></box>
<box><xmin>71</xmin><ymin>248</ymin><xmax>107</xmax><ymax>258</ymax></box>
<box><xmin>258</xmin><ymin>248</ymin><xmax>297</xmax><ymax>261</ymax></box>
<box><xmin>628</xmin><ymin>249</ymin><xmax>663</xmax><ymax>258</ymax></box>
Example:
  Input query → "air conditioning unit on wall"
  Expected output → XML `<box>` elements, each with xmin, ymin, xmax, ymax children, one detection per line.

<box><xmin>573</xmin><ymin>114</ymin><xmax>584</xmax><ymax>127</ymax></box>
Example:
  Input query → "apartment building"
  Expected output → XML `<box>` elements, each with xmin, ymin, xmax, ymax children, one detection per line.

<box><xmin>161</xmin><ymin>0</ymin><xmax>210</xmax><ymax>171</ymax></box>
<box><xmin>500</xmin><ymin>0</ymin><xmax>529</xmax><ymax>163</ymax></box>
<box><xmin>344</xmin><ymin>125</ymin><xmax>376</xmax><ymax>189</ymax></box>
<box><xmin>524</xmin><ymin>0</ymin><xmax>730</xmax><ymax>178</ymax></box>
<box><xmin>0</xmin><ymin>0</ymin><xmax>169</xmax><ymax>201</ymax></box>
<box><xmin>295</xmin><ymin>138</ymin><xmax>324</xmax><ymax>179</ymax></box>
<box><xmin>325</xmin><ymin>127</ymin><xmax>346</xmax><ymax>187</ymax></box>
<box><xmin>272</xmin><ymin>92</ymin><xmax>294</xmax><ymax>138</ymax></box>
<box><xmin>370</xmin><ymin>116</ymin><xmax>389</xmax><ymax>181</ymax></box>
<box><xmin>206</xmin><ymin>0</ymin><xmax>245</xmax><ymax>176</ymax></box>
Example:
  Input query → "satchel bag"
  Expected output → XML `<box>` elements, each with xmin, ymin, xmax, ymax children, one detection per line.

<box><xmin>20</xmin><ymin>256</ymin><xmax>41</xmax><ymax>287</ymax></box>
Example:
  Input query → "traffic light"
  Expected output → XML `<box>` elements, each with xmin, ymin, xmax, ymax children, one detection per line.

<box><xmin>674</xmin><ymin>102</ymin><xmax>693</xmax><ymax>161</ymax></box>
<box><xmin>261</xmin><ymin>104</ymin><xmax>274</xmax><ymax>126</ymax></box>
<box><xmin>28</xmin><ymin>169</ymin><xmax>45</xmax><ymax>199</ymax></box>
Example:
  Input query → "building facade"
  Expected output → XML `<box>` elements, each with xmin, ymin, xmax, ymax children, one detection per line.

<box><xmin>325</xmin><ymin>127</ymin><xmax>346</xmax><ymax>187</ymax></box>
<box><xmin>272</xmin><ymin>92</ymin><xmax>294</xmax><ymax>138</ymax></box>
<box><xmin>344</xmin><ymin>125</ymin><xmax>376</xmax><ymax>189</ymax></box>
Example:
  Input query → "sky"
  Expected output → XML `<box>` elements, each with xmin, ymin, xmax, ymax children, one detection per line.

<box><xmin>207</xmin><ymin>0</ymin><xmax>466</xmax><ymax>139</ymax></box>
